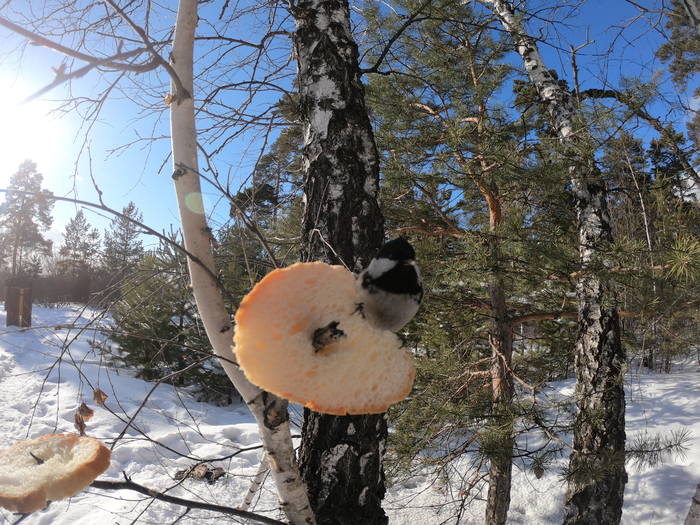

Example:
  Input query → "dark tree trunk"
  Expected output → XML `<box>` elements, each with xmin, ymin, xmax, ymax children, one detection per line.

<box><xmin>484</xmin><ymin>2</ymin><xmax>627</xmax><ymax>524</ymax></box>
<box><xmin>298</xmin><ymin>412</ymin><xmax>388</xmax><ymax>525</ymax></box>
<box><xmin>485</xmin><ymin>275</ymin><xmax>514</xmax><ymax>525</ymax></box>
<box><xmin>291</xmin><ymin>1</ymin><xmax>387</xmax><ymax>524</ymax></box>
<box><xmin>480</xmin><ymin>180</ymin><xmax>514</xmax><ymax>525</ymax></box>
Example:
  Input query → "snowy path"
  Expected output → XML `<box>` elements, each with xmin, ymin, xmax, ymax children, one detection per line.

<box><xmin>0</xmin><ymin>305</ymin><xmax>697</xmax><ymax>524</ymax></box>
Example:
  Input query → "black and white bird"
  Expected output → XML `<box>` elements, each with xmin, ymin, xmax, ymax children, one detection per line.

<box><xmin>357</xmin><ymin>237</ymin><xmax>423</xmax><ymax>331</ymax></box>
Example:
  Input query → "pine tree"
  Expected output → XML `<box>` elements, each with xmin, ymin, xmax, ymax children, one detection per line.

<box><xmin>102</xmin><ymin>202</ymin><xmax>144</xmax><ymax>275</ymax></box>
<box><xmin>108</xmin><ymin>233</ymin><xmax>235</xmax><ymax>404</ymax></box>
<box><xmin>59</xmin><ymin>210</ymin><xmax>101</xmax><ymax>276</ymax></box>
<box><xmin>0</xmin><ymin>160</ymin><xmax>54</xmax><ymax>276</ymax></box>
<box><xmin>57</xmin><ymin>210</ymin><xmax>101</xmax><ymax>301</ymax></box>
<box><xmin>656</xmin><ymin>0</ymin><xmax>700</xmax><ymax>157</ymax></box>
<box><xmin>362</xmin><ymin>3</ymin><xmax>578</xmax><ymax>522</ymax></box>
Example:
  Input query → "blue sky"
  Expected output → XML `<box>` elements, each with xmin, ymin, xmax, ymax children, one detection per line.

<box><xmin>0</xmin><ymin>0</ymin><xmax>695</xmax><ymax>252</ymax></box>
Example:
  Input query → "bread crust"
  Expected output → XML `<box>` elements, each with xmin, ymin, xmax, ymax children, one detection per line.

<box><xmin>0</xmin><ymin>433</ymin><xmax>111</xmax><ymax>514</ymax></box>
<box><xmin>234</xmin><ymin>262</ymin><xmax>416</xmax><ymax>415</ymax></box>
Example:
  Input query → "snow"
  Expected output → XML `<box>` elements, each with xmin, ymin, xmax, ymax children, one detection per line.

<box><xmin>0</xmin><ymin>305</ymin><xmax>698</xmax><ymax>524</ymax></box>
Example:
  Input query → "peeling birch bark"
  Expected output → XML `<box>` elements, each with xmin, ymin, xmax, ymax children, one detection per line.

<box><xmin>241</xmin><ymin>453</ymin><xmax>270</xmax><ymax>511</ymax></box>
<box><xmin>291</xmin><ymin>0</ymin><xmax>388</xmax><ymax>523</ymax></box>
<box><xmin>482</xmin><ymin>2</ymin><xmax>627</xmax><ymax>524</ymax></box>
<box><xmin>169</xmin><ymin>2</ymin><xmax>314</xmax><ymax>524</ymax></box>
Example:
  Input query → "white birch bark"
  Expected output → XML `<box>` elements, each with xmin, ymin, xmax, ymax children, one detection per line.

<box><xmin>240</xmin><ymin>454</ymin><xmax>270</xmax><ymax>512</ymax></box>
<box><xmin>681</xmin><ymin>0</ymin><xmax>700</xmax><ymax>36</ymax></box>
<box><xmin>170</xmin><ymin>2</ymin><xmax>314</xmax><ymax>523</ymax></box>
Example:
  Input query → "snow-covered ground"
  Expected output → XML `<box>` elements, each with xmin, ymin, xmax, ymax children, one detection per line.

<box><xmin>0</xmin><ymin>305</ymin><xmax>697</xmax><ymax>524</ymax></box>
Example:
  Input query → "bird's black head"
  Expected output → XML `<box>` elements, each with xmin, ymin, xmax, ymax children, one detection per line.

<box><xmin>376</xmin><ymin>237</ymin><xmax>415</xmax><ymax>262</ymax></box>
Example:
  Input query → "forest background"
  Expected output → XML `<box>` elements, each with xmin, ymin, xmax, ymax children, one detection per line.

<box><xmin>0</xmin><ymin>0</ymin><xmax>698</xmax><ymax>524</ymax></box>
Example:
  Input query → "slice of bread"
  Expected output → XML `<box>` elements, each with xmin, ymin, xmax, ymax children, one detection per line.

<box><xmin>0</xmin><ymin>433</ymin><xmax>111</xmax><ymax>513</ymax></box>
<box><xmin>234</xmin><ymin>262</ymin><xmax>416</xmax><ymax>415</ymax></box>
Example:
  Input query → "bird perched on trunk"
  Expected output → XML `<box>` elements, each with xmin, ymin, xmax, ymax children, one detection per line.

<box><xmin>357</xmin><ymin>237</ymin><xmax>423</xmax><ymax>331</ymax></box>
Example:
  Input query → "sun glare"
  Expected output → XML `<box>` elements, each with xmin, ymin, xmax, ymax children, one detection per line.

<box><xmin>0</xmin><ymin>76</ymin><xmax>68</xmax><ymax>189</ymax></box>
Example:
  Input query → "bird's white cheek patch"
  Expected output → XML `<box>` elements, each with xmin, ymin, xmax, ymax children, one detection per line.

<box><xmin>365</xmin><ymin>257</ymin><xmax>398</xmax><ymax>280</ymax></box>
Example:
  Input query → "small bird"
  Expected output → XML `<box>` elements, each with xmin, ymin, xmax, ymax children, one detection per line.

<box><xmin>357</xmin><ymin>237</ymin><xmax>423</xmax><ymax>331</ymax></box>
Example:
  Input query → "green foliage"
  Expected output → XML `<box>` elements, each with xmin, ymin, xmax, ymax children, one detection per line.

<box><xmin>58</xmin><ymin>210</ymin><xmax>101</xmax><ymax>278</ymax></box>
<box><xmin>102</xmin><ymin>201</ymin><xmax>144</xmax><ymax>274</ymax></box>
<box><xmin>667</xmin><ymin>235</ymin><xmax>700</xmax><ymax>283</ymax></box>
<box><xmin>600</xmin><ymin>129</ymin><xmax>700</xmax><ymax>369</ymax></box>
<box><xmin>360</xmin><ymin>4</ymin><xmax>586</xmax><ymax>496</ymax></box>
<box><xmin>656</xmin><ymin>0</ymin><xmax>700</xmax><ymax>147</ymax></box>
<box><xmin>107</xmin><ymin>234</ymin><xmax>235</xmax><ymax>405</ymax></box>
<box><xmin>626</xmin><ymin>428</ymin><xmax>692</xmax><ymax>470</ymax></box>
<box><xmin>359</xmin><ymin>1</ymin><xmax>700</xmax><ymax>504</ymax></box>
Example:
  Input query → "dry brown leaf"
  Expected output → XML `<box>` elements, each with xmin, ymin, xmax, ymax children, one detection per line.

<box><xmin>93</xmin><ymin>388</ymin><xmax>108</xmax><ymax>405</ymax></box>
<box><xmin>78</xmin><ymin>402</ymin><xmax>94</xmax><ymax>420</ymax></box>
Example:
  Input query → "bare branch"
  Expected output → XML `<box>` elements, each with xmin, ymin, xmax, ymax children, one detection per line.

<box><xmin>361</xmin><ymin>0</ymin><xmax>435</xmax><ymax>75</ymax></box>
<box><xmin>104</xmin><ymin>0</ymin><xmax>191</xmax><ymax>101</ymax></box>
<box><xmin>579</xmin><ymin>88</ymin><xmax>700</xmax><ymax>186</ymax></box>
<box><xmin>91</xmin><ymin>474</ymin><xmax>287</xmax><ymax>525</ymax></box>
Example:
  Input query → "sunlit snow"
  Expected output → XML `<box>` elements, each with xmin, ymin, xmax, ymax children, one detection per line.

<box><xmin>0</xmin><ymin>305</ymin><xmax>697</xmax><ymax>524</ymax></box>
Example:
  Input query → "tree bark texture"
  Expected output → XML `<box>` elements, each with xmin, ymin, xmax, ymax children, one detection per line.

<box><xmin>292</xmin><ymin>1</ymin><xmax>388</xmax><ymax>524</ymax></box>
<box><xmin>681</xmin><ymin>0</ymin><xmax>700</xmax><ymax>36</ymax></box>
<box><xmin>485</xmin><ymin>270</ymin><xmax>514</xmax><ymax>525</ymax></box>
<box><xmin>293</xmin><ymin>0</ymin><xmax>384</xmax><ymax>272</ymax></box>
<box><xmin>483</xmin><ymin>2</ymin><xmax>627</xmax><ymax>524</ymax></box>
<box><xmin>170</xmin><ymin>2</ymin><xmax>314</xmax><ymax>523</ymax></box>
<box><xmin>685</xmin><ymin>481</ymin><xmax>700</xmax><ymax>525</ymax></box>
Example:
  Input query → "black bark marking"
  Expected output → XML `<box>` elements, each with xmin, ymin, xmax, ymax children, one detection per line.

<box><xmin>293</xmin><ymin>1</ymin><xmax>388</xmax><ymax>523</ymax></box>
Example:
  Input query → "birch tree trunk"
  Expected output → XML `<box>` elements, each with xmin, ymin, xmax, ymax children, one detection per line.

<box><xmin>681</xmin><ymin>0</ymin><xmax>700</xmax><ymax>35</ymax></box>
<box><xmin>291</xmin><ymin>0</ymin><xmax>387</xmax><ymax>523</ymax></box>
<box><xmin>169</xmin><ymin>2</ymin><xmax>314</xmax><ymax>524</ymax></box>
<box><xmin>482</xmin><ymin>2</ymin><xmax>627</xmax><ymax>524</ymax></box>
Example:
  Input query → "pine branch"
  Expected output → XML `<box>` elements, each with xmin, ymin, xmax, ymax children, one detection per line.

<box><xmin>626</xmin><ymin>428</ymin><xmax>692</xmax><ymax>470</ymax></box>
<box><xmin>579</xmin><ymin>88</ymin><xmax>700</xmax><ymax>186</ymax></box>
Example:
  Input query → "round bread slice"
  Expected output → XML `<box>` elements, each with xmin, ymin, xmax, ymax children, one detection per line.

<box><xmin>234</xmin><ymin>262</ymin><xmax>415</xmax><ymax>415</ymax></box>
<box><xmin>0</xmin><ymin>433</ymin><xmax>111</xmax><ymax>514</ymax></box>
